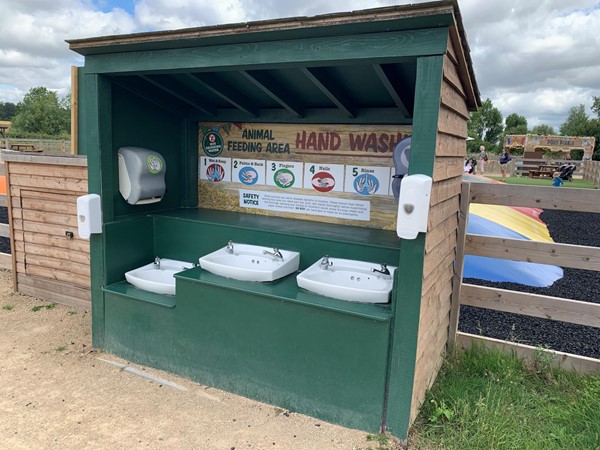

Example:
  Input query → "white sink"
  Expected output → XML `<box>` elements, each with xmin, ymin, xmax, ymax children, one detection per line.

<box><xmin>125</xmin><ymin>258</ymin><xmax>194</xmax><ymax>295</ymax></box>
<box><xmin>199</xmin><ymin>242</ymin><xmax>300</xmax><ymax>282</ymax></box>
<box><xmin>296</xmin><ymin>257</ymin><xmax>396</xmax><ymax>303</ymax></box>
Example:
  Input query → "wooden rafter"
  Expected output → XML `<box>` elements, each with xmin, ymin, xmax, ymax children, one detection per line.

<box><xmin>301</xmin><ymin>67</ymin><xmax>355</xmax><ymax>118</ymax></box>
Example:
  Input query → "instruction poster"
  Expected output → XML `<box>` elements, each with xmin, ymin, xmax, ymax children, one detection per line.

<box><xmin>198</xmin><ymin>122</ymin><xmax>411</xmax><ymax>230</ymax></box>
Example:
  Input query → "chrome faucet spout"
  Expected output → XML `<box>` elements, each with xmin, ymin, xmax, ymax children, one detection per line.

<box><xmin>320</xmin><ymin>255</ymin><xmax>333</xmax><ymax>270</ymax></box>
<box><xmin>154</xmin><ymin>256</ymin><xmax>161</xmax><ymax>269</ymax></box>
<box><xmin>263</xmin><ymin>248</ymin><xmax>284</xmax><ymax>261</ymax></box>
<box><xmin>226</xmin><ymin>240</ymin><xmax>234</xmax><ymax>254</ymax></box>
<box><xmin>371</xmin><ymin>263</ymin><xmax>390</xmax><ymax>276</ymax></box>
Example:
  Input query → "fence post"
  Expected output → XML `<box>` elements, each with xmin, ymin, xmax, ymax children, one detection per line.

<box><xmin>448</xmin><ymin>181</ymin><xmax>471</xmax><ymax>348</ymax></box>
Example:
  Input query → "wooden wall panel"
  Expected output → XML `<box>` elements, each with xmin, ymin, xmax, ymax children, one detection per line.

<box><xmin>5</xmin><ymin>156</ymin><xmax>90</xmax><ymax>309</ymax></box>
<box><xmin>410</xmin><ymin>47</ymin><xmax>470</xmax><ymax>424</ymax></box>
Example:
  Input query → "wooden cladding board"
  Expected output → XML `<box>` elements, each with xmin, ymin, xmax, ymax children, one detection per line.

<box><xmin>7</xmin><ymin>160</ymin><xmax>90</xmax><ymax>308</ymax></box>
<box><xmin>198</xmin><ymin>122</ymin><xmax>412</xmax><ymax>230</ymax></box>
<box><xmin>410</xmin><ymin>72</ymin><xmax>469</xmax><ymax>424</ymax></box>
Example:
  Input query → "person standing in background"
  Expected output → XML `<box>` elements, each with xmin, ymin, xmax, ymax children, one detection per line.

<box><xmin>499</xmin><ymin>148</ymin><xmax>511</xmax><ymax>182</ymax></box>
<box><xmin>478</xmin><ymin>145</ymin><xmax>488</xmax><ymax>175</ymax></box>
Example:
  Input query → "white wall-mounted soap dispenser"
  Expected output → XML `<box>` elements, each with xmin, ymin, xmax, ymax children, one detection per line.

<box><xmin>396</xmin><ymin>174</ymin><xmax>432</xmax><ymax>240</ymax></box>
<box><xmin>77</xmin><ymin>194</ymin><xmax>102</xmax><ymax>239</ymax></box>
<box><xmin>118</xmin><ymin>147</ymin><xmax>166</xmax><ymax>205</ymax></box>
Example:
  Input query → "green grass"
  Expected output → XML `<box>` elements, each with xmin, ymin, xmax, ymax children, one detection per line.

<box><xmin>486</xmin><ymin>175</ymin><xmax>597</xmax><ymax>189</ymax></box>
<box><xmin>410</xmin><ymin>346</ymin><xmax>600</xmax><ymax>450</ymax></box>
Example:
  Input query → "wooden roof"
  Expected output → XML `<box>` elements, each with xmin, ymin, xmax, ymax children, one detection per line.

<box><xmin>68</xmin><ymin>1</ymin><xmax>480</xmax><ymax>121</ymax></box>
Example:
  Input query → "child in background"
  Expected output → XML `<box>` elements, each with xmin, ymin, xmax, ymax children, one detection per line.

<box><xmin>552</xmin><ymin>171</ymin><xmax>564</xmax><ymax>187</ymax></box>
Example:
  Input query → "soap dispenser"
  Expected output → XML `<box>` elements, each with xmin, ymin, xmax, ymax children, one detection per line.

<box><xmin>118</xmin><ymin>147</ymin><xmax>166</xmax><ymax>205</ymax></box>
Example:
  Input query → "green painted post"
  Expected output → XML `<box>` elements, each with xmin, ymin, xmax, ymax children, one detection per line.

<box><xmin>385</xmin><ymin>54</ymin><xmax>445</xmax><ymax>439</ymax></box>
<box><xmin>82</xmin><ymin>73</ymin><xmax>112</xmax><ymax>348</ymax></box>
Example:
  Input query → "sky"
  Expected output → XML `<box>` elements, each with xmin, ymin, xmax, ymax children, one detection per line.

<box><xmin>1</xmin><ymin>0</ymin><xmax>599</xmax><ymax>131</ymax></box>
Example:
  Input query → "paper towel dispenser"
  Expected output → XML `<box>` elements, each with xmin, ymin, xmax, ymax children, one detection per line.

<box><xmin>118</xmin><ymin>147</ymin><xmax>166</xmax><ymax>205</ymax></box>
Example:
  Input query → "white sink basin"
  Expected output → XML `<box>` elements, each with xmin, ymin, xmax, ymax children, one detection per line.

<box><xmin>199</xmin><ymin>242</ymin><xmax>300</xmax><ymax>282</ymax></box>
<box><xmin>125</xmin><ymin>258</ymin><xmax>194</xmax><ymax>295</ymax></box>
<box><xmin>296</xmin><ymin>257</ymin><xmax>396</xmax><ymax>303</ymax></box>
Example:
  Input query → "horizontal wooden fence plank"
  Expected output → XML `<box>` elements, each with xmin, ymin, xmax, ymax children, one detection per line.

<box><xmin>8</xmin><ymin>174</ymin><xmax>87</xmax><ymax>193</ymax></box>
<box><xmin>22</xmin><ymin>231</ymin><xmax>89</xmax><ymax>253</ymax></box>
<box><xmin>21</xmin><ymin>209</ymin><xmax>79</xmax><ymax>228</ymax></box>
<box><xmin>465</xmin><ymin>234</ymin><xmax>600</xmax><ymax>271</ymax></box>
<box><xmin>17</xmin><ymin>273</ymin><xmax>90</xmax><ymax>310</ymax></box>
<box><xmin>8</xmin><ymin>162</ymin><xmax>87</xmax><ymax>179</ymax></box>
<box><xmin>467</xmin><ymin>182</ymin><xmax>600</xmax><ymax>212</ymax></box>
<box><xmin>456</xmin><ymin>332</ymin><xmax>600</xmax><ymax>375</ymax></box>
<box><xmin>25</xmin><ymin>264</ymin><xmax>90</xmax><ymax>288</ymax></box>
<box><xmin>23</xmin><ymin>242</ymin><xmax>89</xmax><ymax>265</ymax></box>
<box><xmin>461</xmin><ymin>284</ymin><xmax>600</xmax><ymax>328</ymax></box>
<box><xmin>0</xmin><ymin>195</ymin><xmax>6</xmax><ymax>207</ymax></box>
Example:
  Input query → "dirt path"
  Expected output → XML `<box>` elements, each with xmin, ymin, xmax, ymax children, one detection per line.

<box><xmin>0</xmin><ymin>270</ymin><xmax>374</xmax><ymax>450</ymax></box>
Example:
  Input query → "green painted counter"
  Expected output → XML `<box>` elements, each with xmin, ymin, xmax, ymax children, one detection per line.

<box><xmin>103</xmin><ymin>266</ymin><xmax>393</xmax><ymax>432</ymax></box>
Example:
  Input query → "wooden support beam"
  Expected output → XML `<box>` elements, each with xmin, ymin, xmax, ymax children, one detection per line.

<box><xmin>70</xmin><ymin>66</ymin><xmax>79</xmax><ymax>154</ymax></box>
<box><xmin>448</xmin><ymin>182</ymin><xmax>470</xmax><ymax>347</ymax></box>
<box><xmin>182</xmin><ymin>73</ymin><xmax>258</xmax><ymax>117</ymax></box>
<box><xmin>110</xmin><ymin>76</ymin><xmax>187</xmax><ymax>116</ymax></box>
<box><xmin>372</xmin><ymin>64</ymin><xmax>410</xmax><ymax>118</ymax></box>
<box><xmin>240</xmin><ymin>70</ymin><xmax>305</xmax><ymax>118</ymax></box>
<box><xmin>301</xmin><ymin>67</ymin><xmax>355</xmax><ymax>118</ymax></box>
<box><xmin>139</xmin><ymin>74</ymin><xmax>216</xmax><ymax>116</ymax></box>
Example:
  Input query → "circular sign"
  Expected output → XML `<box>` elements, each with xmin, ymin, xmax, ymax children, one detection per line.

<box><xmin>202</xmin><ymin>131</ymin><xmax>224</xmax><ymax>157</ymax></box>
<box><xmin>274</xmin><ymin>168</ymin><xmax>295</xmax><ymax>188</ymax></box>
<box><xmin>146</xmin><ymin>155</ymin><xmax>163</xmax><ymax>174</ymax></box>
<box><xmin>206</xmin><ymin>163</ymin><xmax>225</xmax><ymax>182</ymax></box>
<box><xmin>353</xmin><ymin>173</ymin><xmax>380</xmax><ymax>195</ymax></box>
<box><xmin>311</xmin><ymin>171</ymin><xmax>335</xmax><ymax>192</ymax></box>
<box><xmin>239</xmin><ymin>166</ymin><xmax>258</xmax><ymax>185</ymax></box>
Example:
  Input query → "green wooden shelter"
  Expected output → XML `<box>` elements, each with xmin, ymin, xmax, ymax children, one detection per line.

<box><xmin>69</xmin><ymin>0</ymin><xmax>479</xmax><ymax>439</ymax></box>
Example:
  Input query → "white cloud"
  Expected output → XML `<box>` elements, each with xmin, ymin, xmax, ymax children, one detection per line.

<box><xmin>1</xmin><ymin>0</ymin><xmax>599</xmax><ymax>132</ymax></box>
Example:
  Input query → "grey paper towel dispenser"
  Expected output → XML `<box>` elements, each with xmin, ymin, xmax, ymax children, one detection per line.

<box><xmin>118</xmin><ymin>147</ymin><xmax>166</xmax><ymax>205</ymax></box>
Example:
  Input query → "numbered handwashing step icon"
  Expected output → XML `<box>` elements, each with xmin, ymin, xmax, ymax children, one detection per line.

<box><xmin>267</xmin><ymin>161</ymin><xmax>303</xmax><ymax>189</ymax></box>
<box><xmin>233</xmin><ymin>159</ymin><xmax>265</xmax><ymax>186</ymax></box>
<box><xmin>344</xmin><ymin>166</ymin><xmax>391</xmax><ymax>196</ymax></box>
<box><xmin>200</xmin><ymin>157</ymin><xmax>232</xmax><ymax>183</ymax></box>
<box><xmin>303</xmin><ymin>163</ymin><xmax>344</xmax><ymax>193</ymax></box>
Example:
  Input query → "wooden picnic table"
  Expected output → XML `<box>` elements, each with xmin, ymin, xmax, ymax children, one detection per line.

<box><xmin>528</xmin><ymin>165</ymin><xmax>560</xmax><ymax>178</ymax></box>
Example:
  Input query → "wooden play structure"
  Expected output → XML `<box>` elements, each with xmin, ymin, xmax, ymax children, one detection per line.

<box><xmin>505</xmin><ymin>134</ymin><xmax>595</xmax><ymax>159</ymax></box>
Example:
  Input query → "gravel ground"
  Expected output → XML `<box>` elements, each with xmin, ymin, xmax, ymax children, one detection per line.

<box><xmin>461</xmin><ymin>209</ymin><xmax>600</xmax><ymax>359</ymax></box>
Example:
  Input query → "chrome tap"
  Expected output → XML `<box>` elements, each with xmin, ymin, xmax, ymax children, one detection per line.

<box><xmin>154</xmin><ymin>256</ymin><xmax>161</xmax><ymax>269</ymax></box>
<box><xmin>320</xmin><ymin>255</ymin><xmax>333</xmax><ymax>269</ymax></box>
<box><xmin>226</xmin><ymin>240</ymin><xmax>234</xmax><ymax>254</ymax></box>
<box><xmin>263</xmin><ymin>248</ymin><xmax>283</xmax><ymax>261</ymax></box>
<box><xmin>371</xmin><ymin>263</ymin><xmax>390</xmax><ymax>276</ymax></box>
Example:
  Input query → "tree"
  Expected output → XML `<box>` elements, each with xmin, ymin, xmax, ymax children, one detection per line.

<box><xmin>11</xmin><ymin>87</ymin><xmax>70</xmax><ymax>136</ymax></box>
<box><xmin>504</xmin><ymin>113</ymin><xmax>528</xmax><ymax>135</ymax></box>
<box><xmin>467</xmin><ymin>98</ymin><xmax>504</xmax><ymax>153</ymax></box>
<box><xmin>559</xmin><ymin>105</ymin><xmax>589</xmax><ymax>136</ymax></box>
<box><xmin>591</xmin><ymin>96</ymin><xmax>600</xmax><ymax>118</ymax></box>
<box><xmin>530</xmin><ymin>124</ymin><xmax>555</xmax><ymax>135</ymax></box>
<box><xmin>0</xmin><ymin>101</ymin><xmax>17</xmax><ymax>121</ymax></box>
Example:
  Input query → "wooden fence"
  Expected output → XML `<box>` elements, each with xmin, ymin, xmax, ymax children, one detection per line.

<box><xmin>583</xmin><ymin>160</ymin><xmax>600</xmax><ymax>186</ymax></box>
<box><xmin>449</xmin><ymin>182</ymin><xmax>600</xmax><ymax>374</ymax></box>
<box><xmin>1</xmin><ymin>138</ymin><xmax>71</xmax><ymax>153</ymax></box>
<box><xmin>0</xmin><ymin>163</ymin><xmax>10</xmax><ymax>270</ymax></box>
